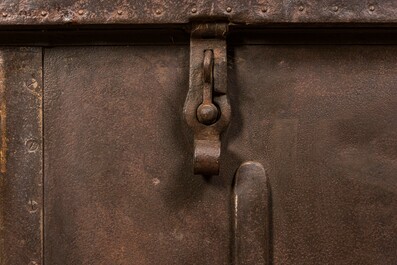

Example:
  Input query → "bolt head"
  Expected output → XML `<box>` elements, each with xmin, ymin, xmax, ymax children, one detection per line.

<box><xmin>197</xmin><ymin>104</ymin><xmax>219</xmax><ymax>125</ymax></box>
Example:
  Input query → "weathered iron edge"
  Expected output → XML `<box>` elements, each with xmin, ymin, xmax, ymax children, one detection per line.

<box><xmin>0</xmin><ymin>0</ymin><xmax>396</xmax><ymax>26</ymax></box>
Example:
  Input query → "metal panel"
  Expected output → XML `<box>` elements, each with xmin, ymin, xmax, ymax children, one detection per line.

<box><xmin>0</xmin><ymin>48</ymin><xmax>43</xmax><ymax>265</ymax></box>
<box><xmin>0</xmin><ymin>0</ymin><xmax>396</xmax><ymax>26</ymax></box>
<box><xmin>44</xmin><ymin>46</ymin><xmax>230</xmax><ymax>265</ymax></box>
<box><xmin>227</xmin><ymin>44</ymin><xmax>397</xmax><ymax>264</ymax></box>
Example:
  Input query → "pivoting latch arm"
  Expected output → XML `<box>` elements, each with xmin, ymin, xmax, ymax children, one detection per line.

<box><xmin>183</xmin><ymin>23</ymin><xmax>231</xmax><ymax>176</ymax></box>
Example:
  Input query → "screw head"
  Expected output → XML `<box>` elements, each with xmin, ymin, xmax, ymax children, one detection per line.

<box><xmin>191</xmin><ymin>7</ymin><xmax>197</xmax><ymax>13</ymax></box>
<box><xmin>226</xmin><ymin>7</ymin><xmax>232</xmax><ymax>13</ymax></box>
<box><xmin>197</xmin><ymin>103</ymin><xmax>219</xmax><ymax>125</ymax></box>
<box><xmin>26</xmin><ymin>139</ymin><xmax>39</xmax><ymax>152</ymax></box>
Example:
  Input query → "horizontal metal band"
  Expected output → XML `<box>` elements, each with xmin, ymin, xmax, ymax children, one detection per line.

<box><xmin>0</xmin><ymin>0</ymin><xmax>396</xmax><ymax>26</ymax></box>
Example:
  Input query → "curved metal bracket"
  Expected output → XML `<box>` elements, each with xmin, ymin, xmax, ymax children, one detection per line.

<box><xmin>183</xmin><ymin>23</ymin><xmax>230</xmax><ymax>176</ymax></box>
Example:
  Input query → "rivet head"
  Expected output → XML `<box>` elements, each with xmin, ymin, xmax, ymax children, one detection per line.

<box><xmin>226</xmin><ymin>7</ymin><xmax>232</xmax><ymax>13</ymax></box>
<box><xmin>2</xmin><ymin>12</ymin><xmax>7</xmax><ymax>17</ymax></box>
<box><xmin>41</xmin><ymin>11</ymin><xmax>47</xmax><ymax>16</ymax></box>
<box><xmin>155</xmin><ymin>9</ymin><xmax>162</xmax><ymax>15</ymax></box>
<box><xmin>78</xmin><ymin>9</ymin><xmax>84</xmax><ymax>15</ymax></box>
<box><xmin>299</xmin><ymin>6</ymin><xmax>304</xmax><ymax>11</ymax></box>
<box><xmin>369</xmin><ymin>5</ymin><xmax>375</xmax><ymax>11</ymax></box>
<box><xmin>28</xmin><ymin>200</ymin><xmax>38</xmax><ymax>213</ymax></box>
<box><xmin>333</xmin><ymin>6</ymin><xmax>339</xmax><ymax>12</ymax></box>
<box><xmin>261</xmin><ymin>7</ymin><xmax>268</xmax><ymax>13</ymax></box>
<box><xmin>197</xmin><ymin>103</ymin><xmax>219</xmax><ymax>125</ymax></box>
<box><xmin>117</xmin><ymin>10</ymin><xmax>123</xmax><ymax>15</ymax></box>
<box><xmin>191</xmin><ymin>7</ymin><xmax>197</xmax><ymax>13</ymax></box>
<box><xmin>26</xmin><ymin>139</ymin><xmax>39</xmax><ymax>152</ymax></box>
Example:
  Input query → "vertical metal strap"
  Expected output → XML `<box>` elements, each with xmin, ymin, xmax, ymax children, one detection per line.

<box><xmin>233</xmin><ymin>161</ymin><xmax>271</xmax><ymax>265</ymax></box>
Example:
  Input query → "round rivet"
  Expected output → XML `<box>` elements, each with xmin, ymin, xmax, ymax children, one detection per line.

<box><xmin>333</xmin><ymin>6</ymin><xmax>339</xmax><ymax>12</ymax></box>
<box><xmin>261</xmin><ymin>7</ymin><xmax>268</xmax><ymax>13</ymax></box>
<box><xmin>117</xmin><ymin>10</ymin><xmax>123</xmax><ymax>15</ymax></box>
<box><xmin>28</xmin><ymin>200</ymin><xmax>38</xmax><ymax>213</ymax></box>
<box><xmin>226</xmin><ymin>7</ymin><xmax>232</xmax><ymax>13</ymax></box>
<box><xmin>26</xmin><ymin>139</ymin><xmax>39</xmax><ymax>152</ymax></box>
<box><xmin>78</xmin><ymin>9</ymin><xmax>84</xmax><ymax>15</ymax></box>
<box><xmin>2</xmin><ymin>12</ymin><xmax>7</xmax><ymax>17</ymax></box>
<box><xmin>155</xmin><ymin>9</ymin><xmax>162</xmax><ymax>15</ymax></box>
<box><xmin>41</xmin><ymin>11</ymin><xmax>47</xmax><ymax>17</ymax></box>
<box><xmin>369</xmin><ymin>5</ymin><xmax>375</xmax><ymax>11</ymax></box>
<box><xmin>191</xmin><ymin>7</ymin><xmax>197</xmax><ymax>13</ymax></box>
<box><xmin>197</xmin><ymin>103</ymin><xmax>219</xmax><ymax>125</ymax></box>
<box><xmin>299</xmin><ymin>6</ymin><xmax>304</xmax><ymax>11</ymax></box>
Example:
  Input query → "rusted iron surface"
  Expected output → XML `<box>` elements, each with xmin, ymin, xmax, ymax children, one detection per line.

<box><xmin>225</xmin><ymin>44</ymin><xmax>397</xmax><ymax>264</ymax></box>
<box><xmin>0</xmin><ymin>0</ymin><xmax>397</xmax><ymax>26</ymax></box>
<box><xmin>44</xmin><ymin>46</ymin><xmax>231</xmax><ymax>264</ymax></box>
<box><xmin>184</xmin><ymin>23</ymin><xmax>230</xmax><ymax>176</ymax></box>
<box><xmin>233</xmin><ymin>162</ymin><xmax>270</xmax><ymax>265</ymax></box>
<box><xmin>0</xmin><ymin>48</ymin><xmax>43</xmax><ymax>264</ymax></box>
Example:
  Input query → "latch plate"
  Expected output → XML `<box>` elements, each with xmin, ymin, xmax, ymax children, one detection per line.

<box><xmin>183</xmin><ymin>23</ymin><xmax>231</xmax><ymax>176</ymax></box>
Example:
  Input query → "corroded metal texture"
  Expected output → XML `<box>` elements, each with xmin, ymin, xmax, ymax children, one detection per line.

<box><xmin>233</xmin><ymin>162</ymin><xmax>270</xmax><ymax>265</ymax></box>
<box><xmin>44</xmin><ymin>46</ymin><xmax>231</xmax><ymax>265</ymax></box>
<box><xmin>226</xmin><ymin>44</ymin><xmax>397</xmax><ymax>264</ymax></box>
<box><xmin>184</xmin><ymin>23</ymin><xmax>230</xmax><ymax>176</ymax></box>
<box><xmin>0</xmin><ymin>48</ymin><xmax>43</xmax><ymax>265</ymax></box>
<box><xmin>0</xmin><ymin>0</ymin><xmax>396</xmax><ymax>26</ymax></box>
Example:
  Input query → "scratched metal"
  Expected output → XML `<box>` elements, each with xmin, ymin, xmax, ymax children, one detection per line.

<box><xmin>233</xmin><ymin>162</ymin><xmax>270</xmax><ymax>265</ymax></box>
<box><xmin>224</xmin><ymin>44</ymin><xmax>397</xmax><ymax>264</ymax></box>
<box><xmin>0</xmin><ymin>48</ymin><xmax>43</xmax><ymax>264</ymax></box>
<box><xmin>0</xmin><ymin>0</ymin><xmax>396</xmax><ymax>26</ymax></box>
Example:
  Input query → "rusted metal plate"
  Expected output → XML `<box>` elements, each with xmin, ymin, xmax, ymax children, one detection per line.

<box><xmin>0</xmin><ymin>0</ymin><xmax>396</xmax><ymax>26</ymax></box>
<box><xmin>225</xmin><ymin>44</ymin><xmax>397</xmax><ymax>264</ymax></box>
<box><xmin>44</xmin><ymin>46</ymin><xmax>231</xmax><ymax>264</ymax></box>
<box><xmin>0</xmin><ymin>48</ymin><xmax>43</xmax><ymax>264</ymax></box>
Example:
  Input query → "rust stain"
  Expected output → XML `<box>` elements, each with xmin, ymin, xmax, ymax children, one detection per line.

<box><xmin>0</xmin><ymin>55</ymin><xmax>6</xmax><ymax>174</ymax></box>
